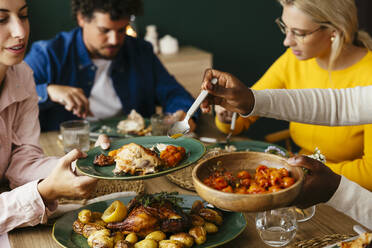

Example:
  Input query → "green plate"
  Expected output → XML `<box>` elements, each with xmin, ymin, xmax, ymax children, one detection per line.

<box><xmin>52</xmin><ymin>195</ymin><xmax>247</xmax><ymax>248</ymax></box>
<box><xmin>76</xmin><ymin>136</ymin><xmax>206</xmax><ymax>180</ymax></box>
<box><xmin>207</xmin><ymin>140</ymin><xmax>288</xmax><ymax>156</ymax></box>
<box><xmin>89</xmin><ymin>116</ymin><xmax>150</xmax><ymax>138</ymax></box>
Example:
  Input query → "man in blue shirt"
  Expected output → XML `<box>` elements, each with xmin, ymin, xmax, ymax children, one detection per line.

<box><xmin>25</xmin><ymin>0</ymin><xmax>197</xmax><ymax>131</ymax></box>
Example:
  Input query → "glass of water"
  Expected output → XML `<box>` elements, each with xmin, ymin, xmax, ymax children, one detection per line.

<box><xmin>150</xmin><ymin>113</ymin><xmax>174</xmax><ymax>136</ymax></box>
<box><xmin>295</xmin><ymin>205</ymin><xmax>316</xmax><ymax>222</ymax></box>
<box><xmin>60</xmin><ymin>120</ymin><xmax>90</xmax><ymax>153</ymax></box>
<box><xmin>256</xmin><ymin>207</ymin><xmax>297</xmax><ymax>247</ymax></box>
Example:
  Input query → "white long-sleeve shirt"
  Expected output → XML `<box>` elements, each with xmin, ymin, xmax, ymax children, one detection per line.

<box><xmin>250</xmin><ymin>86</ymin><xmax>372</xmax><ymax>229</ymax></box>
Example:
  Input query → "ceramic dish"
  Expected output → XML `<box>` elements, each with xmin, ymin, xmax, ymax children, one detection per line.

<box><xmin>76</xmin><ymin>136</ymin><xmax>205</xmax><ymax>180</ymax></box>
<box><xmin>52</xmin><ymin>195</ymin><xmax>247</xmax><ymax>248</ymax></box>
<box><xmin>192</xmin><ymin>151</ymin><xmax>304</xmax><ymax>212</ymax></box>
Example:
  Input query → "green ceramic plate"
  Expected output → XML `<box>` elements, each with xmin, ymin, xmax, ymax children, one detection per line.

<box><xmin>207</xmin><ymin>140</ymin><xmax>288</xmax><ymax>156</ymax></box>
<box><xmin>89</xmin><ymin>116</ymin><xmax>150</xmax><ymax>138</ymax></box>
<box><xmin>52</xmin><ymin>195</ymin><xmax>247</xmax><ymax>248</ymax></box>
<box><xmin>76</xmin><ymin>136</ymin><xmax>205</xmax><ymax>180</ymax></box>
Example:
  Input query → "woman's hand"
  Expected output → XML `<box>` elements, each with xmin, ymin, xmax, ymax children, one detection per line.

<box><xmin>200</xmin><ymin>69</ymin><xmax>255</xmax><ymax>115</ymax></box>
<box><xmin>47</xmin><ymin>84</ymin><xmax>93</xmax><ymax>118</ymax></box>
<box><xmin>172</xmin><ymin>110</ymin><xmax>197</xmax><ymax>132</ymax></box>
<box><xmin>37</xmin><ymin>149</ymin><xmax>98</xmax><ymax>204</ymax></box>
<box><xmin>287</xmin><ymin>155</ymin><xmax>341</xmax><ymax>209</ymax></box>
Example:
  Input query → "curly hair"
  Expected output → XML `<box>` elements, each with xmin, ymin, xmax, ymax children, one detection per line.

<box><xmin>71</xmin><ymin>0</ymin><xmax>143</xmax><ymax>21</ymax></box>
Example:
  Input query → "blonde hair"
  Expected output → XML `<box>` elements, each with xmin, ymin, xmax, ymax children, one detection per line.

<box><xmin>278</xmin><ymin>0</ymin><xmax>372</xmax><ymax>71</ymax></box>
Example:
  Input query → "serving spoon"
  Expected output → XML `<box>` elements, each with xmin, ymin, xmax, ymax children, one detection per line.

<box><xmin>168</xmin><ymin>78</ymin><xmax>218</xmax><ymax>138</ymax></box>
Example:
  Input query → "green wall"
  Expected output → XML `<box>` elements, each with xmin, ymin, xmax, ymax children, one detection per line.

<box><xmin>27</xmin><ymin>0</ymin><xmax>289</xmax><ymax>141</ymax></box>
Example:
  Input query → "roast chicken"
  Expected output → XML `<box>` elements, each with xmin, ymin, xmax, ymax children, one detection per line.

<box><xmin>107</xmin><ymin>194</ymin><xmax>191</xmax><ymax>237</ymax></box>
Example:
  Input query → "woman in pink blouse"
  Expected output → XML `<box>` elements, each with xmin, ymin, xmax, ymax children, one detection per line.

<box><xmin>0</xmin><ymin>0</ymin><xmax>108</xmax><ymax>234</ymax></box>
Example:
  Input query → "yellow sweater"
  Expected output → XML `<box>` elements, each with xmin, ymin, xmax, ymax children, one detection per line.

<box><xmin>216</xmin><ymin>48</ymin><xmax>372</xmax><ymax>190</ymax></box>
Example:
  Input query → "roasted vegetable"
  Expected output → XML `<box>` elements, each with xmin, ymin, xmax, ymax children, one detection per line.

<box><xmin>112</xmin><ymin>232</ymin><xmax>125</xmax><ymax>244</ymax></box>
<box><xmin>87</xmin><ymin>229</ymin><xmax>113</xmax><ymax>248</ymax></box>
<box><xmin>72</xmin><ymin>220</ymin><xmax>85</xmax><ymax>235</ymax></box>
<box><xmin>189</xmin><ymin>226</ymin><xmax>207</xmax><ymax>245</ymax></box>
<box><xmin>199</xmin><ymin>208</ymin><xmax>223</xmax><ymax>225</ymax></box>
<box><xmin>125</xmin><ymin>233</ymin><xmax>138</xmax><ymax>244</ymax></box>
<box><xmin>114</xmin><ymin>240</ymin><xmax>134</xmax><ymax>248</ymax></box>
<box><xmin>190</xmin><ymin>200</ymin><xmax>204</xmax><ymax>215</ymax></box>
<box><xmin>78</xmin><ymin>209</ymin><xmax>92</xmax><ymax>224</ymax></box>
<box><xmin>145</xmin><ymin>231</ymin><xmax>166</xmax><ymax>241</ymax></box>
<box><xmin>203</xmin><ymin>222</ymin><xmax>218</xmax><ymax>233</ymax></box>
<box><xmin>190</xmin><ymin>214</ymin><xmax>205</xmax><ymax>226</ymax></box>
<box><xmin>133</xmin><ymin>239</ymin><xmax>158</xmax><ymax>248</ymax></box>
<box><xmin>158</xmin><ymin>239</ymin><xmax>183</xmax><ymax>248</ymax></box>
<box><xmin>170</xmin><ymin>232</ymin><xmax>194</xmax><ymax>248</ymax></box>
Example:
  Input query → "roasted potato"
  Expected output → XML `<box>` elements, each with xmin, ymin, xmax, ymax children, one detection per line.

<box><xmin>191</xmin><ymin>214</ymin><xmax>205</xmax><ymax>226</ymax></box>
<box><xmin>189</xmin><ymin>226</ymin><xmax>207</xmax><ymax>245</ymax></box>
<box><xmin>170</xmin><ymin>233</ymin><xmax>194</xmax><ymax>248</ymax></box>
<box><xmin>203</xmin><ymin>222</ymin><xmax>218</xmax><ymax>233</ymax></box>
<box><xmin>145</xmin><ymin>231</ymin><xmax>166</xmax><ymax>242</ymax></box>
<box><xmin>134</xmin><ymin>239</ymin><xmax>158</xmax><ymax>248</ymax></box>
<box><xmin>82</xmin><ymin>223</ymin><xmax>107</xmax><ymax>238</ymax></box>
<box><xmin>78</xmin><ymin>209</ymin><xmax>92</xmax><ymax>224</ymax></box>
<box><xmin>92</xmin><ymin>211</ymin><xmax>103</xmax><ymax>221</ymax></box>
<box><xmin>199</xmin><ymin>208</ymin><xmax>223</xmax><ymax>225</ymax></box>
<box><xmin>112</xmin><ymin>232</ymin><xmax>125</xmax><ymax>244</ymax></box>
<box><xmin>190</xmin><ymin>200</ymin><xmax>204</xmax><ymax>215</ymax></box>
<box><xmin>125</xmin><ymin>233</ymin><xmax>138</xmax><ymax>244</ymax></box>
<box><xmin>158</xmin><ymin>240</ymin><xmax>183</xmax><ymax>248</ymax></box>
<box><xmin>115</xmin><ymin>240</ymin><xmax>134</xmax><ymax>248</ymax></box>
<box><xmin>87</xmin><ymin>229</ymin><xmax>113</xmax><ymax>248</ymax></box>
<box><xmin>72</xmin><ymin>220</ymin><xmax>85</xmax><ymax>235</ymax></box>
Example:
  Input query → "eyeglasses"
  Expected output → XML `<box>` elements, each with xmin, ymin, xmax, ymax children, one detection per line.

<box><xmin>275</xmin><ymin>17</ymin><xmax>326</xmax><ymax>43</ymax></box>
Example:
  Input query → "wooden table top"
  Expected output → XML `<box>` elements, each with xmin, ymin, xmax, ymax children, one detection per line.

<box><xmin>8</xmin><ymin>114</ymin><xmax>370</xmax><ymax>248</ymax></box>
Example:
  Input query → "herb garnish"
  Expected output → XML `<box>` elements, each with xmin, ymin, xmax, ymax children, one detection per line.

<box><xmin>135</xmin><ymin>192</ymin><xmax>184</xmax><ymax>208</ymax></box>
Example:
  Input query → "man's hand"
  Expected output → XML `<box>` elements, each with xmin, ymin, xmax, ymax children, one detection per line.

<box><xmin>287</xmin><ymin>155</ymin><xmax>341</xmax><ymax>209</ymax></box>
<box><xmin>200</xmin><ymin>68</ymin><xmax>255</xmax><ymax>115</ymax></box>
<box><xmin>47</xmin><ymin>84</ymin><xmax>93</xmax><ymax>118</ymax></box>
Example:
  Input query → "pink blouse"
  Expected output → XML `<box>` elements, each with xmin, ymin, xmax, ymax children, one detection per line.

<box><xmin>0</xmin><ymin>62</ymin><xmax>58</xmax><ymax>234</ymax></box>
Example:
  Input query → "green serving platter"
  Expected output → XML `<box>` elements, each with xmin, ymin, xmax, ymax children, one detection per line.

<box><xmin>76</xmin><ymin>136</ymin><xmax>205</xmax><ymax>180</ymax></box>
<box><xmin>52</xmin><ymin>195</ymin><xmax>247</xmax><ymax>248</ymax></box>
<box><xmin>89</xmin><ymin>116</ymin><xmax>150</xmax><ymax>138</ymax></box>
<box><xmin>207</xmin><ymin>139</ymin><xmax>288</xmax><ymax>156</ymax></box>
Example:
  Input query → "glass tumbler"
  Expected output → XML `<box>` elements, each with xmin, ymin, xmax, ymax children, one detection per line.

<box><xmin>150</xmin><ymin>113</ymin><xmax>174</xmax><ymax>136</ymax></box>
<box><xmin>256</xmin><ymin>207</ymin><xmax>297</xmax><ymax>247</ymax></box>
<box><xmin>295</xmin><ymin>205</ymin><xmax>316</xmax><ymax>222</ymax></box>
<box><xmin>60</xmin><ymin>120</ymin><xmax>90</xmax><ymax>153</ymax></box>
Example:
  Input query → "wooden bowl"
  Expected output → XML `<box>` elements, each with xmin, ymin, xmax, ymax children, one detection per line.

<box><xmin>192</xmin><ymin>151</ymin><xmax>304</xmax><ymax>212</ymax></box>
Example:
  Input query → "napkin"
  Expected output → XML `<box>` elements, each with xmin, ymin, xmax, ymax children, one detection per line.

<box><xmin>50</xmin><ymin>191</ymin><xmax>137</xmax><ymax>219</ymax></box>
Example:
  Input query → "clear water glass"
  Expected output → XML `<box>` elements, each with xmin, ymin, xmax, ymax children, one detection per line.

<box><xmin>295</xmin><ymin>205</ymin><xmax>316</xmax><ymax>222</ymax></box>
<box><xmin>150</xmin><ymin>113</ymin><xmax>174</xmax><ymax>136</ymax></box>
<box><xmin>256</xmin><ymin>207</ymin><xmax>297</xmax><ymax>247</ymax></box>
<box><xmin>60</xmin><ymin>120</ymin><xmax>90</xmax><ymax>153</ymax></box>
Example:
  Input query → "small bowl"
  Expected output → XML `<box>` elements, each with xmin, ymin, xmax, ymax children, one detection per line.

<box><xmin>192</xmin><ymin>151</ymin><xmax>304</xmax><ymax>212</ymax></box>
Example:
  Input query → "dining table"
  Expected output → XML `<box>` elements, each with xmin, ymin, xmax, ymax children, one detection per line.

<box><xmin>7</xmin><ymin>114</ymin><xmax>371</xmax><ymax>248</ymax></box>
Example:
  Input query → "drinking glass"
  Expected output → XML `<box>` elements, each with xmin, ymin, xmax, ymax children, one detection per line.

<box><xmin>295</xmin><ymin>206</ymin><xmax>316</xmax><ymax>222</ymax></box>
<box><xmin>256</xmin><ymin>207</ymin><xmax>297</xmax><ymax>247</ymax></box>
<box><xmin>60</xmin><ymin>120</ymin><xmax>90</xmax><ymax>153</ymax></box>
<box><xmin>150</xmin><ymin>113</ymin><xmax>174</xmax><ymax>136</ymax></box>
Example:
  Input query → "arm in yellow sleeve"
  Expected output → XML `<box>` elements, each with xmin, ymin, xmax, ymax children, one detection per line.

<box><xmin>326</xmin><ymin>125</ymin><xmax>372</xmax><ymax>191</ymax></box>
<box><xmin>214</xmin><ymin>115</ymin><xmax>259</xmax><ymax>135</ymax></box>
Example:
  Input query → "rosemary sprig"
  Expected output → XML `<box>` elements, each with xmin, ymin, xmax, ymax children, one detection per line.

<box><xmin>135</xmin><ymin>192</ymin><xmax>184</xmax><ymax>208</ymax></box>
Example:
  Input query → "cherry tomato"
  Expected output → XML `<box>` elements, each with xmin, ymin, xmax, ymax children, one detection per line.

<box><xmin>237</xmin><ymin>170</ymin><xmax>251</xmax><ymax>179</ymax></box>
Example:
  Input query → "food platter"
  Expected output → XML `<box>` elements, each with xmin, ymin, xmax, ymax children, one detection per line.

<box><xmin>52</xmin><ymin>195</ymin><xmax>247</xmax><ymax>248</ymax></box>
<box><xmin>89</xmin><ymin>116</ymin><xmax>150</xmax><ymax>138</ymax></box>
<box><xmin>76</xmin><ymin>136</ymin><xmax>205</xmax><ymax>180</ymax></box>
<box><xmin>207</xmin><ymin>140</ymin><xmax>287</xmax><ymax>155</ymax></box>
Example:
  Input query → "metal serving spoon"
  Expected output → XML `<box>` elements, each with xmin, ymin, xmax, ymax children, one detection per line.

<box><xmin>168</xmin><ymin>78</ymin><xmax>218</xmax><ymax>138</ymax></box>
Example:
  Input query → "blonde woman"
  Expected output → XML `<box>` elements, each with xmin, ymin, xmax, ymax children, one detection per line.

<box><xmin>0</xmin><ymin>0</ymin><xmax>110</xmax><ymax>234</ymax></box>
<box><xmin>215</xmin><ymin>0</ymin><xmax>372</xmax><ymax>191</ymax></box>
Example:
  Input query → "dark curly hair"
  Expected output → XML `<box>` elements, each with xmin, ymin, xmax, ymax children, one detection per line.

<box><xmin>71</xmin><ymin>0</ymin><xmax>143</xmax><ymax>21</ymax></box>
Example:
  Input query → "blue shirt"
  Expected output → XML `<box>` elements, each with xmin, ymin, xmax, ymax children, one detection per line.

<box><xmin>25</xmin><ymin>28</ymin><xmax>197</xmax><ymax>131</ymax></box>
